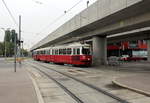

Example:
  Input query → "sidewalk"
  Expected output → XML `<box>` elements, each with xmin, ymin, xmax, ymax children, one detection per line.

<box><xmin>0</xmin><ymin>59</ymin><xmax>38</xmax><ymax>103</ymax></box>
<box><xmin>113</xmin><ymin>73</ymin><xmax>150</xmax><ymax>96</ymax></box>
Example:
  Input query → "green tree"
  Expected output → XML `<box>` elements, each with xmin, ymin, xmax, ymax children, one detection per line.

<box><xmin>3</xmin><ymin>29</ymin><xmax>17</xmax><ymax>57</ymax></box>
<box><xmin>0</xmin><ymin>42</ymin><xmax>4</xmax><ymax>56</ymax></box>
<box><xmin>4</xmin><ymin>30</ymin><xmax>11</xmax><ymax>56</ymax></box>
<box><xmin>21</xmin><ymin>49</ymin><xmax>28</xmax><ymax>57</ymax></box>
<box><xmin>11</xmin><ymin>30</ymin><xmax>18</xmax><ymax>43</ymax></box>
<box><xmin>5</xmin><ymin>42</ymin><xmax>11</xmax><ymax>56</ymax></box>
<box><xmin>11</xmin><ymin>30</ymin><xmax>15</xmax><ymax>43</ymax></box>
<box><xmin>4</xmin><ymin>30</ymin><xmax>11</xmax><ymax>42</ymax></box>
<box><xmin>10</xmin><ymin>30</ymin><xmax>17</xmax><ymax>56</ymax></box>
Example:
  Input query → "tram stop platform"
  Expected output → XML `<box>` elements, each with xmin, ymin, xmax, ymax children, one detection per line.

<box><xmin>112</xmin><ymin>74</ymin><xmax>150</xmax><ymax>96</ymax></box>
<box><xmin>0</xmin><ymin>58</ymin><xmax>38</xmax><ymax>103</ymax></box>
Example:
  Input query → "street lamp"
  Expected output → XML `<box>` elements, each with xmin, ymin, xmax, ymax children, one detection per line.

<box><xmin>87</xmin><ymin>1</ymin><xmax>89</xmax><ymax>8</ymax></box>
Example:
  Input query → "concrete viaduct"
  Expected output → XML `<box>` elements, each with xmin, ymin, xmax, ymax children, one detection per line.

<box><xmin>31</xmin><ymin>0</ymin><xmax>150</xmax><ymax>65</ymax></box>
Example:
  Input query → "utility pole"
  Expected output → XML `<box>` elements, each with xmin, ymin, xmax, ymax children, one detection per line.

<box><xmin>18</xmin><ymin>15</ymin><xmax>21</xmax><ymax>64</ymax></box>
<box><xmin>14</xmin><ymin>33</ymin><xmax>17</xmax><ymax>72</ymax></box>
<box><xmin>21</xmin><ymin>40</ymin><xmax>24</xmax><ymax>57</ymax></box>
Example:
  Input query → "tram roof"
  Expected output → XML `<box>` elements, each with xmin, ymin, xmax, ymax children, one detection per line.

<box><xmin>34</xmin><ymin>43</ymin><xmax>90</xmax><ymax>51</ymax></box>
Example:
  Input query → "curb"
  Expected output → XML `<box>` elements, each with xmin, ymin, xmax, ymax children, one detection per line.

<box><xmin>112</xmin><ymin>80</ymin><xmax>150</xmax><ymax>97</ymax></box>
<box><xmin>27</xmin><ymin>70</ymin><xmax>45</xmax><ymax>103</ymax></box>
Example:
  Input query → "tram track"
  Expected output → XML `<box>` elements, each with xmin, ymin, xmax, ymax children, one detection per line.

<box><xmin>27</xmin><ymin>61</ymin><xmax>130</xmax><ymax>103</ymax></box>
<box><xmin>26</xmin><ymin>63</ymin><xmax>84</xmax><ymax>103</ymax></box>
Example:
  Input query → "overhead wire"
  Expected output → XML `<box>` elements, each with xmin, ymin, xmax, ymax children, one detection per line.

<box><xmin>36</xmin><ymin>0</ymin><xmax>83</xmax><ymax>35</ymax></box>
<box><xmin>65</xmin><ymin>0</ymin><xmax>83</xmax><ymax>13</ymax></box>
<box><xmin>1</xmin><ymin>0</ymin><xmax>18</xmax><ymax>27</ymax></box>
<box><xmin>36</xmin><ymin>13</ymin><xmax>66</xmax><ymax>35</ymax></box>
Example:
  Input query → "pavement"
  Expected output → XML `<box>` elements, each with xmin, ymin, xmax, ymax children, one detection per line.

<box><xmin>0</xmin><ymin>58</ymin><xmax>38</xmax><ymax>103</ymax></box>
<box><xmin>0</xmin><ymin>57</ymin><xmax>150</xmax><ymax>103</ymax></box>
<box><xmin>113</xmin><ymin>73</ymin><xmax>150</xmax><ymax>96</ymax></box>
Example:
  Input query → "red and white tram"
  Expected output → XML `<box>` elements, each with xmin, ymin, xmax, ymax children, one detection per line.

<box><xmin>32</xmin><ymin>43</ymin><xmax>92</xmax><ymax>66</ymax></box>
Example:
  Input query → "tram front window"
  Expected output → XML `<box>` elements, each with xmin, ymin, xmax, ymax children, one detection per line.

<box><xmin>82</xmin><ymin>47</ymin><xmax>90</xmax><ymax>55</ymax></box>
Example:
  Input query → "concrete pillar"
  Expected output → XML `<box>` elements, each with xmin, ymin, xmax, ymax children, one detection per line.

<box><xmin>92</xmin><ymin>36</ymin><xmax>107</xmax><ymax>65</ymax></box>
<box><xmin>147</xmin><ymin>40</ymin><xmax>150</xmax><ymax>62</ymax></box>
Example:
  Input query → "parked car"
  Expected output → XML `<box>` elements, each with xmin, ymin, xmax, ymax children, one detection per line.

<box><xmin>119</xmin><ymin>55</ymin><xmax>129</xmax><ymax>61</ymax></box>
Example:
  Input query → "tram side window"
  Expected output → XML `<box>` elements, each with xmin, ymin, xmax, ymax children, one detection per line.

<box><xmin>53</xmin><ymin>50</ymin><xmax>55</xmax><ymax>55</ymax></box>
<box><xmin>62</xmin><ymin>49</ymin><xmax>66</xmax><ymax>55</ymax></box>
<box><xmin>49</xmin><ymin>50</ymin><xmax>51</xmax><ymax>55</ymax></box>
<box><xmin>59</xmin><ymin>49</ymin><xmax>63</xmax><ymax>55</ymax></box>
<box><xmin>67</xmin><ymin>48</ymin><xmax>71</xmax><ymax>55</ymax></box>
<box><xmin>65</xmin><ymin>49</ymin><xmax>67</xmax><ymax>55</ymax></box>
<box><xmin>46</xmin><ymin>50</ymin><xmax>49</xmax><ymax>55</ymax></box>
<box><xmin>61</xmin><ymin>49</ymin><xmax>63</xmax><ymax>55</ymax></box>
<box><xmin>54</xmin><ymin>50</ymin><xmax>56</xmax><ymax>55</ymax></box>
<box><xmin>55</xmin><ymin>50</ymin><xmax>57</xmax><ymax>55</ymax></box>
<box><xmin>73</xmin><ymin>48</ymin><xmax>76</xmax><ymax>55</ymax></box>
<box><xmin>57</xmin><ymin>49</ymin><xmax>59</xmax><ymax>55</ymax></box>
<box><xmin>52</xmin><ymin>50</ymin><xmax>54</xmax><ymax>55</ymax></box>
<box><xmin>77</xmin><ymin>48</ymin><xmax>80</xmax><ymax>55</ymax></box>
<box><xmin>59</xmin><ymin>49</ymin><xmax>61</xmax><ymax>55</ymax></box>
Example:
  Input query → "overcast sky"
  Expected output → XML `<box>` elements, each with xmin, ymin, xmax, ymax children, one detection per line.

<box><xmin>0</xmin><ymin>0</ymin><xmax>97</xmax><ymax>49</ymax></box>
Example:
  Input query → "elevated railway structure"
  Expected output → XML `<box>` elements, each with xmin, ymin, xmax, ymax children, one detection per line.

<box><xmin>31</xmin><ymin>0</ymin><xmax>150</xmax><ymax>65</ymax></box>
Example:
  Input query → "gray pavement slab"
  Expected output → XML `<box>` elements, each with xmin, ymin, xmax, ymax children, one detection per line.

<box><xmin>41</xmin><ymin>87</ymin><xmax>66</xmax><ymax>97</ymax></box>
<box><xmin>109</xmin><ymin>89</ymin><xmax>145</xmax><ymax>100</ymax></box>
<box><xmin>0</xmin><ymin>59</ymin><xmax>38</xmax><ymax>103</ymax></box>
<box><xmin>38</xmin><ymin>82</ymin><xmax>58</xmax><ymax>88</ymax></box>
<box><xmin>113</xmin><ymin>74</ymin><xmax>150</xmax><ymax>96</ymax></box>
<box><xmin>129</xmin><ymin>97</ymin><xmax>150</xmax><ymax>103</ymax></box>
<box><xmin>43</xmin><ymin>95</ymin><xmax>77</xmax><ymax>103</ymax></box>
<box><xmin>75</xmin><ymin>92</ymin><xmax>119</xmax><ymax>103</ymax></box>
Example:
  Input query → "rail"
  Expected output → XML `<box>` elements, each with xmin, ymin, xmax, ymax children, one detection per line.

<box><xmin>30</xmin><ymin>61</ymin><xmax>130</xmax><ymax>103</ymax></box>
